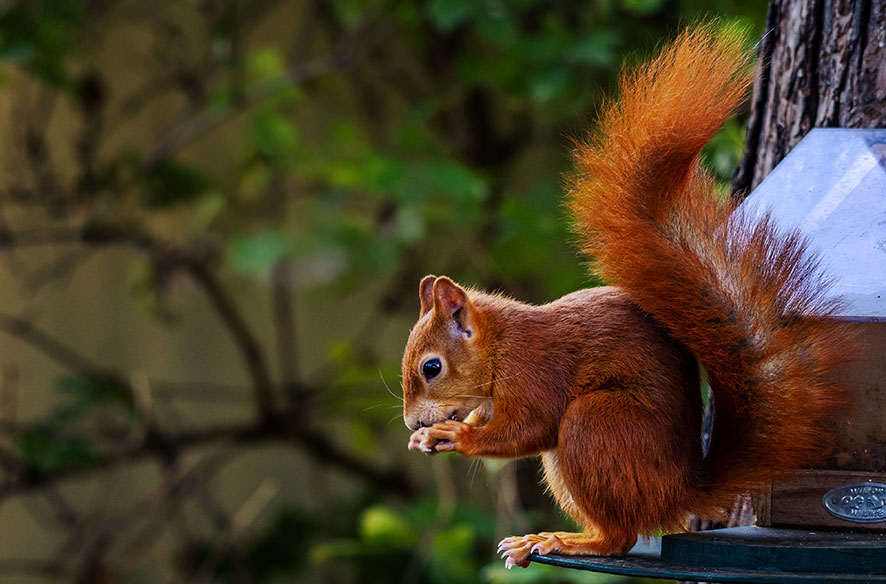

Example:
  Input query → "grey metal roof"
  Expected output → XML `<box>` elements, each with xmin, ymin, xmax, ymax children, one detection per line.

<box><xmin>741</xmin><ymin>128</ymin><xmax>886</xmax><ymax>321</ymax></box>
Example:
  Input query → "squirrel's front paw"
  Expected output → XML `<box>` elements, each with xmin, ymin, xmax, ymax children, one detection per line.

<box><xmin>426</xmin><ymin>420</ymin><xmax>474</xmax><ymax>454</ymax></box>
<box><xmin>407</xmin><ymin>427</ymin><xmax>439</xmax><ymax>454</ymax></box>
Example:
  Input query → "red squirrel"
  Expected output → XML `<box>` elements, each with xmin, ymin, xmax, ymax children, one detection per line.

<box><xmin>400</xmin><ymin>25</ymin><xmax>853</xmax><ymax>568</ymax></box>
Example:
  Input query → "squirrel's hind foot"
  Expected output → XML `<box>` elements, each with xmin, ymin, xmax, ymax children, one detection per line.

<box><xmin>498</xmin><ymin>530</ymin><xmax>634</xmax><ymax>568</ymax></box>
<box><xmin>497</xmin><ymin>533</ymin><xmax>547</xmax><ymax>568</ymax></box>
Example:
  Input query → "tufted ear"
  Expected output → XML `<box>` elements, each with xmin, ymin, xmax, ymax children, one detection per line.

<box><xmin>432</xmin><ymin>276</ymin><xmax>475</xmax><ymax>339</ymax></box>
<box><xmin>419</xmin><ymin>275</ymin><xmax>437</xmax><ymax>316</ymax></box>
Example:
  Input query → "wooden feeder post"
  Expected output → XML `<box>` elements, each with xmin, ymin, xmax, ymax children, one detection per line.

<box><xmin>532</xmin><ymin>129</ymin><xmax>886</xmax><ymax>582</ymax></box>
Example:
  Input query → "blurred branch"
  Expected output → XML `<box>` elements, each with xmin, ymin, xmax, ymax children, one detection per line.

<box><xmin>22</xmin><ymin>488</ymin><xmax>80</xmax><ymax>531</ymax></box>
<box><xmin>0</xmin><ymin>311</ymin><xmax>107</xmax><ymax>373</ymax></box>
<box><xmin>0</xmin><ymin>217</ymin><xmax>416</xmax><ymax>500</ymax></box>
<box><xmin>26</xmin><ymin>250</ymin><xmax>96</xmax><ymax>295</ymax></box>
<box><xmin>0</xmin><ymin>222</ymin><xmax>278</xmax><ymax>418</ymax></box>
<box><xmin>271</xmin><ymin>259</ymin><xmax>301</xmax><ymax>408</ymax></box>
<box><xmin>0</xmin><ymin>225</ymin><xmax>80</xmax><ymax>247</ymax></box>
<box><xmin>150</xmin><ymin>380</ymin><xmax>253</xmax><ymax>403</ymax></box>
<box><xmin>116</xmin><ymin>453</ymin><xmax>230</xmax><ymax>577</ymax></box>
<box><xmin>144</xmin><ymin>13</ymin><xmax>393</xmax><ymax>169</ymax></box>
<box><xmin>0</xmin><ymin>416</ymin><xmax>413</xmax><ymax>499</ymax></box>
<box><xmin>144</xmin><ymin>55</ymin><xmax>330</xmax><ymax>168</ymax></box>
<box><xmin>0</xmin><ymin>559</ymin><xmax>64</xmax><ymax>580</ymax></box>
<box><xmin>189</xmin><ymin>479</ymin><xmax>278</xmax><ymax>584</ymax></box>
<box><xmin>401</xmin><ymin>457</ymin><xmax>456</xmax><ymax>584</ymax></box>
<box><xmin>1</xmin><ymin>360</ymin><xmax>20</xmax><ymax>438</ymax></box>
<box><xmin>294</xmin><ymin>424</ymin><xmax>414</xmax><ymax>497</ymax></box>
<box><xmin>185</xmin><ymin>261</ymin><xmax>277</xmax><ymax>421</ymax></box>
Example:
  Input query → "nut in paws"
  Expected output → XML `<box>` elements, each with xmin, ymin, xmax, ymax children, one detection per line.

<box><xmin>407</xmin><ymin>427</ymin><xmax>439</xmax><ymax>454</ymax></box>
<box><xmin>426</xmin><ymin>420</ymin><xmax>473</xmax><ymax>453</ymax></box>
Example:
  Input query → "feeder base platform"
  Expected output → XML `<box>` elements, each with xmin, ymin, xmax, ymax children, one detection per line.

<box><xmin>529</xmin><ymin>526</ymin><xmax>886</xmax><ymax>583</ymax></box>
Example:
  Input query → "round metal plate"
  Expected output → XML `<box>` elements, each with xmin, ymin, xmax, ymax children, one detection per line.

<box><xmin>823</xmin><ymin>483</ymin><xmax>886</xmax><ymax>523</ymax></box>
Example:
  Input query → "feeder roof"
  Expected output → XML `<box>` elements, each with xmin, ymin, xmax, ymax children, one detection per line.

<box><xmin>741</xmin><ymin>128</ymin><xmax>886</xmax><ymax>321</ymax></box>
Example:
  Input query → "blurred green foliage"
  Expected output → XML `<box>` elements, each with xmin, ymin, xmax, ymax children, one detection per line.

<box><xmin>0</xmin><ymin>0</ymin><xmax>766</xmax><ymax>582</ymax></box>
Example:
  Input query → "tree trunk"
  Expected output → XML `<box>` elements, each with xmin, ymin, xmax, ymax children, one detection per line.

<box><xmin>733</xmin><ymin>0</ymin><xmax>886</xmax><ymax>194</ymax></box>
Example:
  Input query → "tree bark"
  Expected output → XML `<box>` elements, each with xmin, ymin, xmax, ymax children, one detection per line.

<box><xmin>733</xmin><ymin>0</ymin><xmax>886</xmax><ymax>194</ymax></box>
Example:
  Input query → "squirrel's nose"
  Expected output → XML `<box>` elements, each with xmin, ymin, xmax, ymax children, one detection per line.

<box><xmin>403</xmin><ymin>414</ymin><xmax>422</xmax><ymax>431</ymax></box>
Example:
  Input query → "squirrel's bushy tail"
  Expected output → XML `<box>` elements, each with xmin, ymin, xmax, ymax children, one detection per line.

<box><xmin>569</xmin><ymin>24</ymin><xmax>854</xmax><ymax>513</ymax></box>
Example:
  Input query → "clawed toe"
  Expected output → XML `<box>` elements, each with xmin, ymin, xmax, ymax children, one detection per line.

<box><xmin>497</xmin><ymin>536</ymin><xmax>522</xmax><ymax>552</ymax></box>
<box><xmin>497</xmin><ymin>531</ymin><xmax>613</xmax><ymax>566</ymax></box>
<box><xmin>497</xmin><ymin>534</ymin><xmax>552</xmax><ymax>568</ymax></box>
<box><xmin>530</xmin><ymin>534</ymin><xmax>564</xmax><ymax>556</ymax></box>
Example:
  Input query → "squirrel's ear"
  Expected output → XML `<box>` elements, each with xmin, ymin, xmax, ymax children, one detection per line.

<box><xmin>432</xmin><ymin>277</ymin><xmax>475</xmax><ymax>339</ymax></box>
<box><xmin>432</xmin><ymin>276</ymin><xmax>467</xmax><ymax>314</ymax></box>
<box><xmin>419</xmin><ymin>275</ymin><xmax>437</xmax><ymax>316</ymax></box>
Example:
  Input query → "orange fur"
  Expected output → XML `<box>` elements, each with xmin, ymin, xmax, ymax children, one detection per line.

<box><xmin>401</xmin><ymin>25</ymin><xmax>854</xmax><ymax>567</ymax></box>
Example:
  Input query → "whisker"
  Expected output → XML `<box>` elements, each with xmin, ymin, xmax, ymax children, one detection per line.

<box><xmin>388</xmin><ymin>412</ymin><xmax>404</xmax><ymax>426</ymax></box>
<box><xmin>468</xmin><ymin>458</ymin><xmax>483</xmax><ymax>488</ymax></box>
<box><xmin>379</xmin><ymin>369</ymin><xmax>403</xmax><ymax>402</ymax></box>
<box><xmin>467</xmin><ymin>367</ymin><xmax>528</xmax><ymax>391</ymax></box>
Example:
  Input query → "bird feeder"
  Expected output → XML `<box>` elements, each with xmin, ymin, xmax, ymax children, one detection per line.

<box><xmin>532</xmin><ymin>128</ymin><xmax>886</xmax><ymax>582</ymax></box>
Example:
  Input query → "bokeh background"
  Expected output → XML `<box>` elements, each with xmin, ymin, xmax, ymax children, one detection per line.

<box><xmin>0</xmin><ymin>1</ymin><xmax>766</xmax><ymax>583</ymax></box>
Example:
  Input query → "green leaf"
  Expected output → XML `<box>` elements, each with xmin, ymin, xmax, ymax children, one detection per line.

<box><xmin>310</xmin><ymin>539</ymin><xmax>363</xmax><ymax>563</ymax></box>
<box><xmin>359</xmin><ymin>505</ymin><xmax>416</xmax><ymax>546</ymax></box>
<box><xmin>419</xmin><ymin>160</ymin><xmax>488</xmax><ymax>203</ymax></box>
<box><xmin>229</xmin><ymin>231</ymin><xmax>291</xmax><ymax>274</ymax></box>
<box><xmin>52</xmin><ymin>373</ymin><xmax>134</xmax><ymax>422</ymax></box>
<box><xmin>246</xmin><ymin>47</ymin><xmax>285</xmax><ymax>82</ymax></box>
<box><xmin>470</xmin><ymin>3</ymin><xmax>518</xmax><ymax>41</ymax></box>
<box><xmin>428</xmin><ymin>524</ymin><xmax>477</xmax><ymax>584</ymax></box>
<box><xmin>702</xmin><ymin>118</ymin><xmax>746</xmax><ymax>182</ymax></box>
<box><xmin>366</xmin><ymin>156</ymin><xmax>407</xmax><ymax>195</ymax></box>
<box><xmin>395</xmin><ymin>206</ymin><xmax>425</xmax><ymax>244</ymax></box>
<box><xmin>621</xmin><ymin>0</ymin><xmax>665</xmax><ymax>15</ymax></box>
<box><xmin>330</xmin><ymin>0</ymin><xmax>368</xmax><ymax>30</ymax></box>
<box><xmin>0</xmin><ymin>0</ymin><xmax>85</xmax><ymax>88</ymax></box>
<box><xmin>251</xmin><ymin>108</ymin><xmax>299</xmax><ymax>166</ymax></box>
<box><xmin>426</xmin><ymin>0</ymin><xmax>474</xmax><ymax>31</ymax></box>
<box><xmin>204</xmin><ymin>83</ymin><xmax>236</xmax><ymax>114</ymax></box>
<box><xmin>529</xmin><ymin>66</ymin><xmax>569</xmax><ymax>102</ymax></box>
<box><xmin>14</xmin><ymin>427</ymin><xmax>100</xmax><ymax>472</ymax></box>
<box><xmin>491</xmin><ymin>195</ymin><xmax>557</xmax><ymax>276</ymax></box>
<box><xmin>518</xmin><ymin>23</ymin><xmax>569</xmax><ymax>64</ymax></box>
<box><xmin>142</xmin><ymin>160</ymin><xmax>212</xmax><ymax>207</ymax></box>
<box><xmin>432</xmin><ymin>523</ymin><xmax>475</xmax><ymax>559</ymax></box>
<box><xmin>566</xmin><ymin>31</ymin><xmax>622</xmax><ymax>66</ymax></box>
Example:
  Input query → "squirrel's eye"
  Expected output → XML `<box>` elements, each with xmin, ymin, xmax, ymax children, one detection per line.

<box><xmin>422</xmin><ymin>358</ymin><xmax>442</xmax><ymax>381</ymax></box>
